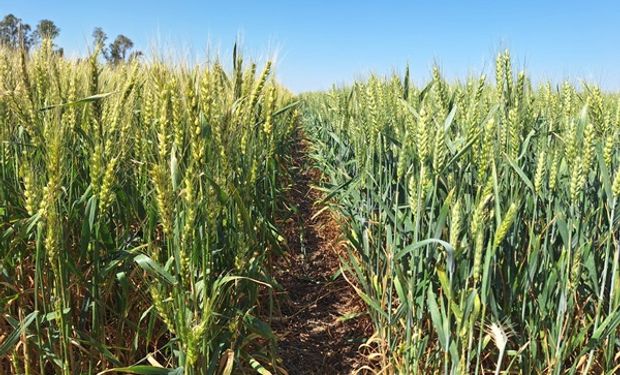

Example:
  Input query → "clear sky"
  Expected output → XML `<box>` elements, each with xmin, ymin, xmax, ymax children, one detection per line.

<box><xmin>3</xmin><ymin>1</ymin><xmax>620</xmax><ymax>93</ymax></box>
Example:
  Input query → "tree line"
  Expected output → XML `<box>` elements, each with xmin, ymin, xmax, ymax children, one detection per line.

<box><xmin>0</xmin><ymin>13</ymin><xmax>141</xmax><ymax>64</ymax></box>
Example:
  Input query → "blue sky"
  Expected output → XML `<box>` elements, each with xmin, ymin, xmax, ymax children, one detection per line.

<box><xmin>3</xmin><ymin>1</ymin><xmax>620</xmax><ymax>92</ymax></box>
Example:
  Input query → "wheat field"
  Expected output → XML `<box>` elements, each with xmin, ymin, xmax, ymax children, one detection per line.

<box><xmin>303</xmin><ymin>52</ymin><xmax>620</xmax><ymax>374</ymax></box>
<box><xmin>1</xmin><ymin>41</ymin><xmax>619</xmax><ymax>374</ymax></box>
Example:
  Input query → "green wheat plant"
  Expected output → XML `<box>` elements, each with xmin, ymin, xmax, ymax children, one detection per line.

<box><xmin>303</xmin><ymin>52</ymin><xmax>620</xmax><ymax>374</ymax></box>
<box><xmin>0</xmin><ymin>41</ymin><xmax>297</xmax><ymax>374</ymax></box>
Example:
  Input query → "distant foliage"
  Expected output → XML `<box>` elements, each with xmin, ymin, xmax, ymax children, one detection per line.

<box><xmin>0</xmin><ymin>14</ymin><xmax>32</xmax><ymax>49</ymax></box>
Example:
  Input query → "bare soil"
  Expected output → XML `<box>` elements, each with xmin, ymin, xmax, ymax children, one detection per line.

<box><xmin>271</xmin><ymin>136</ymin><xmax>371</xmax><ymax>374</ymax></box>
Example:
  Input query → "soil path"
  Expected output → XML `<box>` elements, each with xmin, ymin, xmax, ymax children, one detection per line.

<box><xmin>272</xmin><ymin>136</ymin><xmax>370</xmax><ymax>374</ymax></box>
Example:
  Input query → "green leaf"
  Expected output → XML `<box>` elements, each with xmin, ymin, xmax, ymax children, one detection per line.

<box><xmin>313</xmin><ymin>176</ymin><xmax>357</xmax><ymax>209</ymax></box>
<box><xmin>505</xmin><ymin>155</ymin><xmax>534</xmax><ymax>192</ymax></box>
<box><xmin>134</xmin><ymin>254</ymin><xmax>177</xmax><ymax>285</ymax></box>
<box><xmin>427</xmin><ymin>287</ymin><xmax>447</xmax><ymax>349</ymax></box>
<box><xmin>443</xmin><ymin>103</ymin><xmax>457</xmax><ymax>131</ymax></box>
<box><xmin>591</xmin><ymin>309</ymin><xmax>620</xmax><ymax>342</ymax></box>
<box><xmin>249</xmin><ymin>357</ymin><xmax>272</xmax><ymax>375</ymax></box>
<box><xmin>40</xmin><ymin>92</ymin><xmax>116</xmax><ymax>111</ymax></box>
<box><xmin>395</xmin><ymin>238</ymin><xmax>454</xmax><ymax>261</ymax></box>
<box><xmin>439</xmin><ymin>129</ymin><xmax>482</xmax><ymax>175</ymax></box>
<box><xmin>97</xmin><ymin>366</ymin><xmax>183</xmax><ymax>375</ymax></box>
<box><xmin>244</xmin><ymin>315</ymin><xmax>276</xmax><ymax>341</ymax></box>
<box><xmin>357</xmin><ymin>290</ymin><xmax>389</xmax><ymax>320</ymax></box>
<box><xmin>0</xmin><ymin>310</ymin><xmax>38</xmax><ymax>356</ymax></box>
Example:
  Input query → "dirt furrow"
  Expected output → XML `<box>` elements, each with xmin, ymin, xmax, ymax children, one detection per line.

<box><xmin>272</xmin><ymin>137</ymin><xmax>370</xmax><ymax>374</ymax></box>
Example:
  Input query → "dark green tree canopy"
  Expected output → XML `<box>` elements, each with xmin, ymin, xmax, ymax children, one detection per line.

<box><xmin>0</xmin><ymin>13</ymin><xmax>32</xmax><ymax>49</ymax></box>
<box><xmin>0</xmin><ymin>14</ymin><xmax>140</xmax><ymax>63</ymax></box>
<box><xmin>33</xmin><ymin>19</ymin><xmax>60</xmax><ymax>41</ymax></box>
<box><xmin>92</xmin><ymin>26</ymin><xmax>107</xmax><ymax>48</ymax></box>
<box><xmin>92</xmin><ymin>27</ymin><xmax>140</xmax><ymax>64</ymax></box>
<box><xmin>108</xmin><ymin>34</ymin><xmax>134</xmax><ymax>64</ymax></box>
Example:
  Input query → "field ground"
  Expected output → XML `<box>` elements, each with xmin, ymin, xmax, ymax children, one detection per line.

<box><xmin>271</xmin><ymin>134</ymin><xmax>370</xmax><ymax>374</ymax></box>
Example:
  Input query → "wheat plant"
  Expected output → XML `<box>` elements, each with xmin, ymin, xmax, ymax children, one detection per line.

<box><xmin>0</xmin><ymin>41</ymin><xmax>297</xmax><ymax>374</ymax></box>
<box><xmin>303</xmin><ymin>52</ymin><xmax>620</xmax><ymax>374</ymax></box>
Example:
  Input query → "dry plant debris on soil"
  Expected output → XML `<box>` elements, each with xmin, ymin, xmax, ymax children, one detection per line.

<box><xmin>271</xmin><ymin>137</ymin><xmax>372</xmax><ymax>375</ymax></box>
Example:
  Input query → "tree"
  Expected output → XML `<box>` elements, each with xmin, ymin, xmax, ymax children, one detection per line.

<box><xmin>108</xmin><ymin>34</ymin><xmax>134</xmax><ymax>64</ymax></box>
<box><xmin>92</xmin><ymin>27</ymin><xmax>140</xmax><ymax>65</ymax></box>
<box><xmin>33</xmin><ymin>19</ymin><xmax>60</xmax><ymax>42</ymax></box>
<box><xmin>92</xmin><ymin>27</ymin><xmax>109</xmax><ymax>59</ymax></box>
<box><xmin>128</xmin><ymin>50</ymin><xmax>143</xmax><ymax>61</ymax></box>
<box><xmin>92</xmin><ymin>27</ymin><xmax>107</xmax><ymax>48</ymax></box>
<box><xmin>0</xmin><ymin>14</ymin><xmax>32</xmax><ymax>49</ymax></box>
